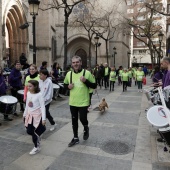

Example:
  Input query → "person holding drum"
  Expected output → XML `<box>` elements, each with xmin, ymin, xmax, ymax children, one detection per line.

<box><xmin>24</xmin><ymin>64</ymin><xmax>39</xmax><ymax>102</ymax></box>
<box><xmin>0</xmin><ymin>67</ymin><xmax>12</xmax><ymax>121</ymax></box>
<box><xmin>39</xmin><ymin>69</ymin><xmax>56</xmax><ymax>131</ymax></box>
<box><xmin>23</xmin><ymin>80</ymin><xmax>46</xmax><ymax>155</ymax></box>
<box><xmin>9</xmin><ymin>61</ymin><xmax>24</xmax><ymax>115</ymax></box>
<box><xmin>152</xmin><ymin>65</ymin><xmax>163</xmax><ymax>86</ymax></box>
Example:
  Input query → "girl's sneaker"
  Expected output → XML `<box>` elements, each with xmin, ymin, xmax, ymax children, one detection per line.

<box><xmin>29</xmin><ymin>147</ymin><xmax>41</xmax><ymax>155</ymax></box>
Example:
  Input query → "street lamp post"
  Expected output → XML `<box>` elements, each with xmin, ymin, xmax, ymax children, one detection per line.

<box><xmin>113</xmin><ymin>47</ymin><xmax>117</xmax><ymax>66</ymax></box>
<box><xmin>94</xmin><ymin>35</ymin><xmax>99</xmax><ymax>65</ymax></box>
<box><xmin>28</xmin><ymin>0</ymin><xmax>40</xmax><ymax>65</ymax></box>
<box><xmin>127</xmin><ymin>51</ymin><xmax>131</xmax><ymax>68</ymax></box>
<box><xmin>158</xmin><ymin>31</ymin><xmax>164</xmax><ymax>67</ymax></box>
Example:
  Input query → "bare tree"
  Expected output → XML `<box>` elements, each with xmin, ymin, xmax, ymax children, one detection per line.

<box><xmin>40</xmin><ymin>0</ymin><xmax>88</xmax><ymax>70</ymax></box>
<box><xmin>72</xmin><ymin>1</ymin><xmax>100</xmax><ymax>67</ymax></box>
<box><xmin>93</xmin><ymin>7</ymin><xmax>125</xmax><ymax>64</ymax></box>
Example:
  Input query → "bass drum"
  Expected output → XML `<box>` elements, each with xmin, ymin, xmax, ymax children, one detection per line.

<box><xmin>147</xmin><ymin>105</ymin><xmax>169</xmax><ymax>128</ymax></box>
<box><xmin>0</xmin><ymin>96</ymin><xmax>18</xmax><ymax>114</ymax></box>
<box><xmin>159</xmin><ymin>127</ymin><xmax>170</xmax><ymax>147</ymax></box>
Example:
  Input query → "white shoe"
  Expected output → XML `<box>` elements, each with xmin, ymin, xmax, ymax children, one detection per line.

<box><xmin>140</xmin><ymin>90</ymin><xmax>143</xmax><ymax>93</ymax></box>
<box><xmin>50</xmin><ymin>123</ymin><xmax>57</xmax><ymax>131</ymax></box>
<box><xmin>29</xmin><ymin>147</ymin><xmax>40</xmax><ymax>155</ymax></box>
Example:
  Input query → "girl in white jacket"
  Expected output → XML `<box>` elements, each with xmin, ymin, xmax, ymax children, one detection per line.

<box><xmin>23</xmin><ymin>80</ymin><xmax>46</xmax><ymax>155</ymax></box>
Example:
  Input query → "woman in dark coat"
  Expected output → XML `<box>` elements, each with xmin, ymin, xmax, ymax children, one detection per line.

<box><xmin>0</xmin><ymin>67</ymin><xmax>12</xmax><ymax>121</ymax></box>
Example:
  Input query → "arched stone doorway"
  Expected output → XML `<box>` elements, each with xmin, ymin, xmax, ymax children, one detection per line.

<box><xmin>75</xmin><ymin>48</ymin><xmax>87</xmax><ymax>68</ymax></box>
<box><xmin>4</xmin><ymin>3</ymin><xmax>28</xmax><ymax>63</ymax></box>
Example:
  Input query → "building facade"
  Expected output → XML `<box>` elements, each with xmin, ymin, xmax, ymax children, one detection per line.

<box><xmin>127</xmin><ymin>0</ymin><xmax>167</xmax><ymax>68</ymax></box>
<box><xmin>0</xmin><ymin>0</ymin><xmax>129</xmax><ymax>69</ymax></box>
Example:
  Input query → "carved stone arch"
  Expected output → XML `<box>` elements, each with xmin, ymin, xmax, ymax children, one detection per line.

<box><xmin>3</xmin><ymin>1</ymin><xmax>28</xmax><ymax>63</ymax></box>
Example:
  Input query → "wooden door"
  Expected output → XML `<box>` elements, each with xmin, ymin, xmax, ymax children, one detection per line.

<box><xmin>75</xmin><ymin>49</ymin><xmax>87</xmax><ymax>69</ymax></box>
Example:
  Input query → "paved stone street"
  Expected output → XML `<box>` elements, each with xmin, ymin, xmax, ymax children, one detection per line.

<box><xmin>1</xmin><ymin>78</ymin><xmax>170</xmax><ymax>170</ymax></box>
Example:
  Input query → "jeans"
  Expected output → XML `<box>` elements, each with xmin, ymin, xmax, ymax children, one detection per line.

<box><xmin>110</xmin><ymin>81</ymin><xmax>115</xmax><ymax>91</ymax></box>
<box><xmin>70</xmin><ymin>106</ymin><xmax>88</xmax><ymax>138</ymax></box>
<box><xmin>137</xmin><ymin>81</ymin><xmax>142</xmax><ymax>89</ymax></box>
<box><xmin>104</xmin><ymin>75</ymin><xmax>109</xmax><ymax>88</ymax></box>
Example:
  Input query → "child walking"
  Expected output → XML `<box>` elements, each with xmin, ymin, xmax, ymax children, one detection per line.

<box><xmin>109</xmin><ymin>67</ymin><xmax>116</xmax><ymax>91</ymax></box>
<box><xmin>23</xmin><ymin>80</ymin><xmax>46</xmax><ymax>155</ymax></box>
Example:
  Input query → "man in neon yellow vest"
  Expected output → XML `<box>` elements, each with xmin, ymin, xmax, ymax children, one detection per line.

<box><xmin>64</xmin><ymin>56</ymin><xmax>96</xmax><ymax>147</ymax></box>
<box><xmin>103</xmin><ymin>63</ymin><xmax>111</xmax><ymax>89</ymax></box>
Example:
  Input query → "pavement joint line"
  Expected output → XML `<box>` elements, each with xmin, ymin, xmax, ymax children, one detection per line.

<box><xmin>92</xmin><ymin>121</ymin><xmax>138</xmax><ymax>129</ymax></box>
<box><xmin>66</xmin><ymin>144</ymin><xmax>134</xmax><ymax>161</ymax></box>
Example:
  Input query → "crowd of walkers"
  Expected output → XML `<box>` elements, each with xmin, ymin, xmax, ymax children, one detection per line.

<box><xmin>0</xmin><ymin>53</ymin><xmax>152</xmax><ymax>155</ymax></box>
<box><xmin>92</xmin><ymin>63</ymin><xmax>146</xmax><ymax>93</ymax></box>
<box><xmin>0</xmin><ymin>55</ymin><xmax>64</xmax><ymax>155</ymax></box>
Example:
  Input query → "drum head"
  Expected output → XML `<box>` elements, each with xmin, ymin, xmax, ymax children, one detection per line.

<box><xmin>0</xmin><ymin>96</ymin><xmax>18</xmax><ymax>104</ymax></box>
<box><xmin>53</xmin><ymin>84</ymin><xmax>60</xmax><ymax>89</ymax></box>
<box><xmin>17</xmin><ymin>90</ymin><xmax>24</xmax><ymax>95</ymax></box>
<box><xmin>147</xmin><ymin>105</ymin><xmax>169</xmax><ymax>127</ymax></box>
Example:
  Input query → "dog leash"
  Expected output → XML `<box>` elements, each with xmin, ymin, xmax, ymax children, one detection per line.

<box><xmin>95</xmin><ymin>89</ymin><xmax>100</xmax><ymax>103</ymax></box>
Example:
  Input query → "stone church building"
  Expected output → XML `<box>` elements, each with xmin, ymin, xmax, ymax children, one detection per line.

<box><xmin>0</xmin><ymin>0</ymin><xmax>129</xmax><ymax>69</ymax></box>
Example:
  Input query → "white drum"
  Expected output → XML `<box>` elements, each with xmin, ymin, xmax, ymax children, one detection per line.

<box><xmin>53</xmin><ymin>84</ymin><xmax>60</xmax><ymax>89</ymax></box>
<box><xmin>0</xmin><ymin>96</ymin><xmax>18</xmax><ymax>114</ymax></box>
<box><xmin>0</xmin><ymin>95</ymin><xmax>18</xmax><ymax>104</ymax></box>
<box><xmin>17</xmin><ymin>90</ymin><xmax>24</xmax><ymax>103</ymax></box>
<box><xmin>147</xmin><ymin>105</ymin><xmax>169</xmax><ymax>128</ymax></box>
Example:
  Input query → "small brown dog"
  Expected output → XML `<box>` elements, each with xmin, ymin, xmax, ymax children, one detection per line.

<box><xmin>99</xmin><ymin>98</ymin><xmax>108</xmax><ymax>112</ymax></box>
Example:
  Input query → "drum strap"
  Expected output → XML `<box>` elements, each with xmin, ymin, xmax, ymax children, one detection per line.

<box><xmin>70</xmin><ymin>69</ymin><xmax>86</xmax><ymax>84</ymax></box>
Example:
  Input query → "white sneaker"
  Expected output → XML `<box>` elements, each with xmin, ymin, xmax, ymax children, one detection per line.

<box><xmin>140</xmin><ymin>90</ymin><xmax>143</xmax><ymax>93</ymax></box>
<box><xmin>50</xmin><ymin>123</ymin><xmax>57</xmax><ymax>131</ymax></box>
<box><xmin>29</xmin><ymin>147</ymin><xmax>40</xmax><ymax>155</ymax></box>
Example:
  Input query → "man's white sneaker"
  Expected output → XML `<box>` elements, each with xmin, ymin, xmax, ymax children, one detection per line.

<box><xmin>50</xmin><ymin>123</ymin><xmax>56</xmax><ymax>131</ymax></box>
<box><xmin>29</xmin><ymin>147</ymin><xmax>40</xmax><ymax>155</ymax></box>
